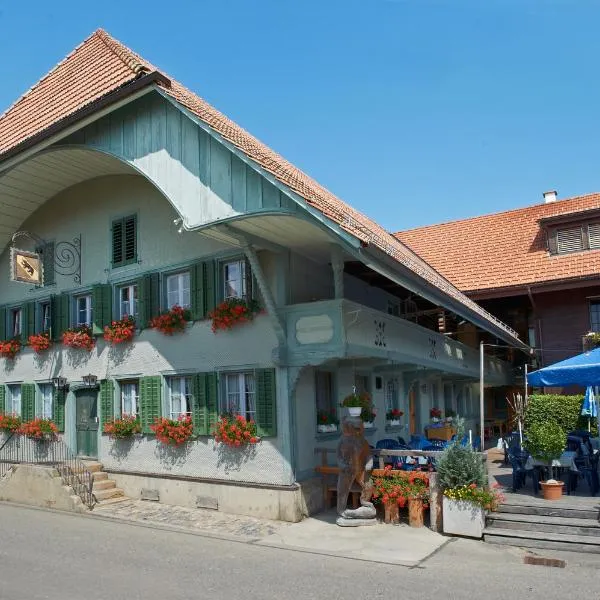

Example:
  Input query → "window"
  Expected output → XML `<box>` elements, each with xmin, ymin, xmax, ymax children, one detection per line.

<box><xmin>120</xmin><ymin>381</ymin><xmax>139</xmax><ymax>416</ymax></box>
<box><xmin>10</xmin><ymin>308</ymin><xmax>22</xmax><ymax>337</ymax></box>
<box><xmin>223</xmin><ymin>260</ymin><xmax>249</xmax><ymax>300</ymax></box>
<box><xmin>75</xmin><ymin>295</ymin><xmax>92</xmax><ymax>327</ymax></box>
<box><xmin>7</xmin><ymin>385</ymin><xmax>21</xmax><ymax>416</ymax></box>
<box><xmin>39</xmin><ymin>301</ymin><xmax>51</xmax><ymax>333</ymax></box>
<box><xmin>589</xmin><ymin>224</ymin><xmax>600</xmax><ymax>249</ymax></box>
<box><xmin>385</xmin><ymin>378</ymin><xmax>399</xmax><ymax>413</ymax></box>
<box><xmin>556</xmin><ymin>227</ymin><xmax>584</xmax><ymax>254</ymax></box>
<box><xmin>166</xmin><ymin>272</ymin><xmax>191</xmax><ymax>309</ymax></box>
<box><xmin>387</xmin><ymin>301</ymin><xmax>400</xmax><ymax>317</ymax></box>
<box><xmin>112</xmin><ymin>215</ymin><xmax>137</xmax><ymax>268</ymax></box>
<box><xmin>119</xmin><ymin>284</ymin><xmax>138</xmax><ymax>319</ymax></box>
<box><xmin>167</xmin><ymin>376</ymin><xmax>192</xmax><ymax>419</ymax></box>
<box><xmin>591</xmin><ymin>301</ymin><xmax>600</xmax><ymax>332</ymax></box>
<box><xmin>315</xmin><ymin>371</ymin><xmax>335</xmax><ymax>414</ymax></box>
<box><xmin>39</xmin><ymin>384</ymin><xmax>53</xmax><ymax>419</ymax></box>
<box><xmin>223</xmin><ymin>372</ymin><xmax>256</xmax><ymax>420</ymax></box>
<box><xmin>354</xmin><ymin>374</ymin><xmax>369</xmax><ymax>395</ymax></box>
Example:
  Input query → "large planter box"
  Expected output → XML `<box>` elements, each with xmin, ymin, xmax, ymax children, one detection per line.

<box><xmin>442</xmin><ymin>497</ymin><xmax>486</xmax><ymax>539</ymax></box>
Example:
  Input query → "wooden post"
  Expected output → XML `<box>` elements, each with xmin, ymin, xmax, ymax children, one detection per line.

<box><xmin>428</xmin><ymin>472</ymin><xmax>443</xmax><ymax>533</ymax></box>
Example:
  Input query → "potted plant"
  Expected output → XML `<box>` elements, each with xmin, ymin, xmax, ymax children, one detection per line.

<box><xmin>0</xmin><ymin>414</ymin><xmax>22</xmax><ymax>433</ymax></box>
<box><xmin>437</xmin><ymin>419</ymin><xmax>498</xmax><ymax>538</ymax></box>
<box><xmin>430</xmin><ymin>407</ymin><xmax>442</xmax><ymax>423</ymax></box>
<box><xmin>405</xmin><ymin>474</ymin><xmax>430</xmax><ymax>528</ymax></box>
<box><xmin>28</xmin><ymin>332</ymin><xmax>52</xmax><ymax>354</ymax></box>
<box><xmin>524</xmin><ymin>421</ymin><xmax>566</xmax><ymax>500</ymax></box>
<box><xmin>341</xmin><ymin>391</ymin><xmax>371</xmax><ymax>417</ymax></box>
<box><xmin>150</xmin><ymin>415</ymin><xmax>194</xmax><ymax>446</ymax></box>
<box><xmin>149</xmin><ymin>305</ymin><xmax>191</xmax><ymax>335</ymax></box>
<box><xmin>213</xmin><ymin>413</ymin><xmax>259</xmax><ymax>447</ymax></box>
<box><xmin>103</xmin><ymin>316</ymin><xmax>136</xmax><ymax>344</ymax></box>
<box><xmin>361</xmin><ymin>405</ymin><xmax>377</xmax><ymax>428</ymax></box>
<box><xmin>103</xmin><ymin>415</ymin><xmax>142</xmax><ymax>438</ymax></box>
<box><xmin>371</xmin><ymin>468</ymin><xmax>408</xmax><ymax>524</ymax></box>
<box><xmin>317</xmin><ymin>410</ymin><xmax>339</xmax><ymax>433</ymax></box>
<box><xmin>386</xmin><ymin>408</ymin><xmax>403</xmax><ymax>427</ymax></box>
<box><xmin>208</xmin><ymin>298</ymin><xmax>261</xmax><ymax>333</ymax></box>
<box><xmin>20</xmin><ymin>418</ymin><xmax>58</xmax><ymax>441</ymax></box>
<box><xmin>0</xmin><ymin>338</ymin><xmax>21</xmax><ymax>359</ymax></box>
<box><xmin>62</xmin><ymin>326</ymin><xmax>95</xmax><ymax>351</ymax></box>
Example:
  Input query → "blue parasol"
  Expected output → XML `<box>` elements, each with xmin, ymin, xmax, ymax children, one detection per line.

<box><xmin>581</xmin><ymin>386</ymin><xmax>598</xmax><ymax>432</ymax></box>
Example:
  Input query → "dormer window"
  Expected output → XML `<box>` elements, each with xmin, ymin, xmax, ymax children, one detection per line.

<box><xmin>548</xmin><ymin>221</ymin><xmax>600</xmax><ymax>255</ymax></box>
<box><xmin>556</xmin><ymin>226</ymin><xmax>584</xmax><ymax>254</ymax></box>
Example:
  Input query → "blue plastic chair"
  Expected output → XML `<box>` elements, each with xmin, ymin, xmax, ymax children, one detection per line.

<box><xmin>375</xmin><ymin>438</ymin><xmax>402</xmax><ymax>469</ymax></box>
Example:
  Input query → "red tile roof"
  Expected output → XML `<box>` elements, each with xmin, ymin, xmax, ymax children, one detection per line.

<box><xmin>0</xmin><ymin>29</ymin><xmax>522</xmax><ymax>343</ymax></box>
<box><xmin>396</xmin><ymin>193</ymin><xmax>600</xmax><ymax>294</ymax></box>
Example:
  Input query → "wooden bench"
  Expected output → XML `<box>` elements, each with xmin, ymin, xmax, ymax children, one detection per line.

<box><xmin>314</xmin><ymin>465</ymin><xmax>362</xmax><ymax>509</ymax></box>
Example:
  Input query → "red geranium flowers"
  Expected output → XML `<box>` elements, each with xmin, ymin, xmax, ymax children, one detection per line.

<box><xmin>209</xmin><ymin>298</ymin><xmax>261</xmax><ymax>333</ymax></box>
<box><xmin>213</xmin><ymin>413</ymin><xmax>260</xmax><ymax>447</ymax></box>
<box><xmin>104</xmin><ymin>316</ymin><xmax>136</xmax><ymax>344</ymax></box>
<box><xmin>149</xmin><ymin>305</ymin><xmax>191</xmax><ymax>335</ymax></box>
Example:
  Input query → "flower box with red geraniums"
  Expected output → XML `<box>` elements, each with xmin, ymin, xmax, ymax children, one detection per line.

<box><xmin>104</xmin><ymin>316</ymin><xmax>136</xmax><ymax>345</ymax></box>
<box><xmin>386</xmin><ymin>408</ymin><xmax>403</xmax><ymax>427</ymax></box>
<box><xmin>213</xmin><ymin>413</ymin><xmax>260</xmax><ymax>447</ymax></box>
<box><xmin>0</xmin><ymin>338</ymin><xmax>21</xmax><ymax>359</ymax></box>
<box><xmin>20</xmin><ymin>418</ymin><xmax>58</xmax><ymax>441</ymax></box>
<box><xmin>62</xmin><ymin>326</ymin><xmax>95</xmax><ymax>351</ymax></box>
<box><xmin>104</xmin><ymin>415</ymin><xmax>142</xmax><ymax>439</ymax></box>
<box><xmin>317</xmin><ymin>410</ymin><xmax>339</xmax><ymax>434</ymax></box>
<box><xmin>430</xmin><ymin>407</ymin><xmax>442</xmax><ymax>422</ymax></box>
<box><xmin>149</xmin><ymin>305</ymin><xmax>191</xmax><ymax>336</ymax></box>
<box><xmin>208</xmin><ymin>298</ymin><xmax>261</xmax><ymax>333</ymax></box>
<box><xmin>28</xmin><ymin>332</ymin><xmax>52</xmax><ymax>354</ymax></box>
<box><xmin>0</xmin><ymin>414</ymin><xmax>22</xmax><ymax>433</ymax></box>
<box><xmin>150</xmin><ymin>415</ymin><xmax>194</xmax><ymax>446</ymax></box>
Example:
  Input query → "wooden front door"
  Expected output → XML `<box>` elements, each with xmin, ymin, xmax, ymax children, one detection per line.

<box><xmin>76</xmin><ymin>390</ymin><xmax>98</xmax><ymax>458</ymax></box>
<box><xmin>409</xmin><ymin>388</ymin><xmax>417</xmax><ymax>435</ymax></box>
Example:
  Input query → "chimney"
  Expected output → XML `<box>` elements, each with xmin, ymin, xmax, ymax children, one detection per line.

<box><xmin>543</xmin><ymin>190</ymin><xmax>558</xmax><ymax>203</ymax></box>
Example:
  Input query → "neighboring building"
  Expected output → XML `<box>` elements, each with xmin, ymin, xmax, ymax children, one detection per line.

<box><xmin>0</xmin><ymin>30</ymin><xmax>526</xmax><ymax>520</ymax></box>
<box><xmin>396</xmin><ymin>190</ymin><xmax>600</xmax><ymax>419</ymax></box>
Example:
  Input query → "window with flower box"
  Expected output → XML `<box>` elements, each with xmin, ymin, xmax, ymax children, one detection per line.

<box><xmin>38</xmin><ymin>383</ymin><xmax>53</xmax><ymax>419</ymax></box>
<box><xmin>6</xmin><ymin>384</ymin><xmax>21</xmax><ymax>416</ymax></box>
<box><xmin>222</xmin><ymin>259</ymin><xmax>251</xmax><ymax>300</ymax></box>
<box><xmin>75</xmin><ymin>294</ymin><xmax>92</xmax><ymax>327</ymax></box>
<box><xmin>120</xmin><ymin>381</ymin><xmax>139</xmax><ymax>417</ymax></box>
<box><xmin>315</xmin><ymin>370</ymin><xmax>335</xmax><ymax>414</ymax></box>
<box><xmin>166</xmin><ymin>272</ymin><xmax>191</xmax><ymax>309</ymax></box>
<box><xmin>10</xmin><ymin>308</ymin><xmax>22</xmax><ymax>338</ymax></box>
<box><xmin>222</xmin><ymin>372</ymin><xmax>256</xmax><ymax>421</ymax></box>
<box><xmin>167</xmin><ymin>376</ymin><xmax>192</xmax><ymax>419</ymax></box>
<box><xmin>385</xmin><ymin>378</ymin><xmax>399</xmax><ymax>413</ymax></box>
<box><xmin>38</xmin><ymin>301</ymin><xmax>51</xmax><ymax>333</ymax></box>
<box><xmin>119</xmin><ymin>284</ymin><xmax>138</xmax><ymax>319</ymax></box>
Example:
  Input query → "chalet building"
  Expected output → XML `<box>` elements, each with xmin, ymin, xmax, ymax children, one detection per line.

<box><xmin>397</xmin><ymin>190</ymin><xmax>600</xmax><ymax>420</ymax></box>
<box><xmin>0</xmin><ymin>30</ymin><xmax>527</xmax><ymax>520</ymax></box>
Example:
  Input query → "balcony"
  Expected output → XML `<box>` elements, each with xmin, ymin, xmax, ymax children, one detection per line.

<box><xmin>281</xmin><ymin>300</ymin><xmax>513</xmax><ymax>385</ymax></box>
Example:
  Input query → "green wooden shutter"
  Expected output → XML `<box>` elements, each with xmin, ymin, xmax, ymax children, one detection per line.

<box><xmin>99</xmin><ymin>379</ymin><xmax>115</xmax><ymax>426</ymax></box>
<box><xmin>51</xmin><ymin>294</ymin><xmax>70</xmax><ymax>341</ymax></box>
<box><xmin>42</xmin><ymin>241</ymin><xmax>55</xmax><ymax>286</ymax></box>
<box><xmin>140</xmin><ymin>376</ymin><xmax>162</xmax><ymax>434</ymax></box>
<box><xmin>0</xmin><ymin>385</ymin><xmax>5</xmax><ymax>414</ymax></box>
<box><xmin>192</xmin><ymin>372</ymin><xmax>219</xmax><ymax>435</ymax></box>
<box><xmin>203</xmin><ymin>260</ymin><xmax>217</xmax><ymax>316</ymax></box>
<box><xmin>52</xmin><ymin>388</ymin><xmax>66</xmax><ymax>432</ymax></box>
<box><xmin>138</xmin><ymin>273</ymin><xmax>160</xmax><ymax>328</ymax></box>
<box><xmin>256</xmin><ymin>369</ymin><xmax>277</xmax><ymax>437</ymax></box>
<box><xmin>190</xmin><ymin>263</ymin><xmax>205</xmax><ymax>321</ymax></box>
<box><xmin>112</xmin><ymin>218</ymin><xmax>124</xmax><ymax>267</ymax></box>
<box><xmin>21</xmin><ymin>384</ymin><xmax>36</xmax><ymax>422</ymax></box>
<box><xmin>0</xmin><ymin>307</ymin><xmax>5</xmax><ymax>341</ymax></box>
<box><xmin>23</xmin><ymin>302</ymin><xmax>36</xmax><ymax>340</ymax></box>
<box><xmin>124</xmin><ymin>215</ymin><xmax>138</xmax><ymax>264</ymax></box>
<box><xmin>92</xmin><ymin>284</ymin><xmax>112</xmax><ymax>334</ymax></box>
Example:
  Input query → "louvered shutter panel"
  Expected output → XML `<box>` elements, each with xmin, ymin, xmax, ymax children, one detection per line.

<box><xmin>206</xmin><ymin>372</ymin><xmax>218</xmax><ymax>434</ymax></box>
<box><xmin>255</xmin><ymin>369</ymin><xmax>277</xmax><ymax>437</ymax></box>
<box><xmin>112</xmin><ymin>219</ymin><xmax>124</xmax><ymax>266</ymax></box>
<box><xmin>23</xmin><ymin>302</ymin><xmax>35</xmax><ymax>340</ymax></box>
<box><xmin>0</xmin><ymin>385</ymin><xmax>5</xmax><ymax>414</ymax></box>
<box><xmin>91</xmin><ymin>284</ymin><xmax>112</xmax><ymax>335</ymax></box>
<box><xmin>589</xmin><ymin>223</ymin><xmax>600</xmax><ymax>250</ymax></box>
<box><xmin>51</xmin><ymin>294</ymin><xmax>70</xmax><ymax>341</ymax></box>
<box><xmin>138</xmin><ymin>273</ymin><xmax>160</xmax><ymax>328</ymax></box>
<box><xmin>203</xmin><ymin>260</ymin><xmax>217</xmax><ymax>316</ymax></box>
<box><xmin>42</xmin><ymin>242</ymin><xmax>55</xmax><ymax>286</ymax></box>
<box><xmin>557</xmin><ymin>227</ymin><xmax>584</xmax><ymax>253</ymax></box>
<box><xmin>0</xmin><ymin>307</ymin><xmax>5</xmax><ymax>341</ymax></box>
<box><xmin>21</xmin><ymin>384</ymin><xmax>36</xmax><ymax>422</ymax></box>
<box><xmin>124</xmin><ymin>215</ymin><xmax>137</xmax><ymax>263</ymax></box>
<box><xmin>190</xmin><ymin>263</ymin><xmax>204</xmax><ymax>321</ymax></box>
<box><xmin>99</xmin><ymin>379</ymin><xmax>115</xmax><ymax>426</ymax></box>
<box><xmin>192</xmin><ymin>374</ymin><xmax>208</xmax><ymax>435</ymax></box>
<box><xmin>53</xmin><ymin>388</ymin><xmax>66</xmax><ymax>432</ymax></box>
<box><xmin>140</xmin><ymin>376</ymin><xmax>162</xmax><ymax>434</ymax></box>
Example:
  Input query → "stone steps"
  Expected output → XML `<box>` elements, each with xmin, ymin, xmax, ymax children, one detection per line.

<box><xmin>94</xmin><ymin>487</ymin><xmax>126</xmax><ymax>501</ymax></box>
<box><xmin>81</xmin><ymin>461</ymin><xmax>127</xmax><ymax>506</ymax></box>
<box><xmin>92</xmin><ymin>479</ymin><xmax>116</xmax><ymax>491</ymax></box>
<box><xmin>485</xmin><ymin>498</ymin><xmax>600</xmax><ymax>553</ymax></box>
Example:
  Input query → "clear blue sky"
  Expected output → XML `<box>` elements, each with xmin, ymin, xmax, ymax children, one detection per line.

<box><xmin>1</xmin><ymin>0</ymin><xmax>599</xmax><ymax>231</ymax></box>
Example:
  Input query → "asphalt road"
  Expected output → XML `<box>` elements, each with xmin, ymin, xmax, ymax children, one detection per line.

<box><xmin>0</xmin><ymin>503</ymin><xmax>596</xmax><ymax>600</ymax></box>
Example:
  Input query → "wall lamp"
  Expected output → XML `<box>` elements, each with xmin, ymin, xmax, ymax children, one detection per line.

<box><xmin>82</xmin><ymin>374</ymin><xmax>98</xmax><ymax>388</ymax></box>
<box><xmin>52</xmin><ymin>376</ymin><xmax>69</xmax><ymax>392</ymax></box>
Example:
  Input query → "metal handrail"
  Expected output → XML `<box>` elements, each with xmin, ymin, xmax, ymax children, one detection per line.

<box><xmin>0</xmin><ymin>434</ymin><xmax>96</xmax><ymax>509</ymax></box>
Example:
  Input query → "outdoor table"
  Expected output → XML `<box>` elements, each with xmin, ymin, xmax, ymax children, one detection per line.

<box><xmin>524</xmin><ymin>450</ymin><xmax>578</xmax><ymax>472</ymax></box>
